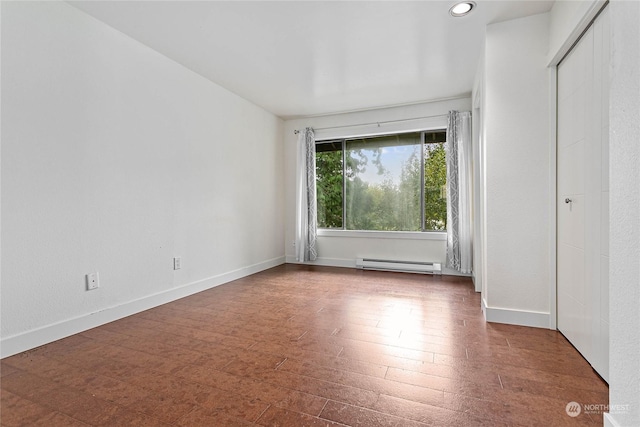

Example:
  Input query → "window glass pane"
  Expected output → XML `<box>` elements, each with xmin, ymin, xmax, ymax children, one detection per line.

<box><xmin>316</xmin><ymin>141</ymin><xmax>343</xmax><ymax>228</ymax></box>
<box><xmin>424</xmin><ymin>141</ymin><xmax>447</xmax><ymax>231</ymax></box>
<box><xmin>345</xmin><ymin>133</ymin><xmax>422</xmax><ymax>231</ymax></box>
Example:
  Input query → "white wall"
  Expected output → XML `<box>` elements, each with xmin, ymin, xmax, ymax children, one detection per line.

<box><xmin>283</xmin><ymin>98</ymin><xmax>471</xmax><ymax>271</ymax></box>
<box><xmin>606</xmin><ymin>1</ymin><xmax>640</xmax><ymax>425</ymax></box>
<box><xmin>0</xmin><ymin>1</ymin><xmax>285</xmax><ymax>357</ymax></box>
<box><xmin>479</xmin><ymin>12</ymin><xmax>551</xmax><ymax>327</ymax></box>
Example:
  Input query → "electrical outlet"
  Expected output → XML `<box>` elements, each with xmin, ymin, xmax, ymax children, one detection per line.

<box><xmin>86</xmin><ymin>272</ymin><xmax>99</xmax><ymax>290</ymax></box>
<box><xmin>173</xmin><ymin>257</ymin><xmax>181</xmax><ymax>270</ymax></box>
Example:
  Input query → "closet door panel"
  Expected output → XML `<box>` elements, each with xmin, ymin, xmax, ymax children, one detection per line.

<box><xmin>556</xmin><ymin>6</ymin><xmax>609</xmax><ymax>382</ymax></box>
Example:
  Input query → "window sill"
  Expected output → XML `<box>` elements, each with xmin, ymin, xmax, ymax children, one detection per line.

<box><xmin>317</xmin><ymin>229</ymin><xmax>447</xmax><ymax>240</ymax></box>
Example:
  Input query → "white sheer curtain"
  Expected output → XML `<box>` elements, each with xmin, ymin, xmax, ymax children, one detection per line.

<box><xmin>295</xmin><ymin>127</ymin><xmax>318</xmax><ymax>262</ymax></box>
<box><xmin>446</xmin><ymin>111</ymin><xmax>472</xmax><ymax>273</ymax></box>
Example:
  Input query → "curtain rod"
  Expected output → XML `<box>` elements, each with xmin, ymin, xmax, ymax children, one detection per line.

<box><xmin>293</xmin><ymin>113</ymin><xmax>448</xmax><ymax>135</ymax></box>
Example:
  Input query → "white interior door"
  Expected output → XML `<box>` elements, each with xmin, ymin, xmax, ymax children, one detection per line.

<box><xmin>557</xmin><ymin>6</ymin><xmax>609</xmax><ymax>382</ymax></box>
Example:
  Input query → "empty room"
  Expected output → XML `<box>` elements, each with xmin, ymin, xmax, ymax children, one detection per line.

<box><xmin>1</xmin><ymin>0</ymin><xmax>638</xmax><ymax>426</ymax></box>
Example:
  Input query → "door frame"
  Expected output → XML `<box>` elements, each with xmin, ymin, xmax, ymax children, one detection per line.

<box><xmin>547</xmin><ymin>0</ymin><xmax>609</xmax><ymax>331</ymax></box>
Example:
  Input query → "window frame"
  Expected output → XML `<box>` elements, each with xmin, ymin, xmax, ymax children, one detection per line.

<box><xmin>315</xmin><ymin>129</ymin><xmax>448</xmax><ymax>236</ymax></box>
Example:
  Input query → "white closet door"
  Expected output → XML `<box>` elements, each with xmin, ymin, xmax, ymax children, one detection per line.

<box><xmin>557</xmin><ymin>6</ymin><xmax>609</xmax><ymax>382</ymax></box>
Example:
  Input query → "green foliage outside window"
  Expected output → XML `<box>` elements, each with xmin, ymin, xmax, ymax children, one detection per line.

<box><xmin>316</xmin><ymin>131</ymin><xmax>447</xmax><ymax>232</ymax></box>
<box><xmin>423</xmin><ymin>143</ymin><xmax>447</xmax><ymax>231</ymax></box>
<box><xmin>316</xmin><ymin>148</ymin><xmax>343</xmax><ymax>228</ymax></box>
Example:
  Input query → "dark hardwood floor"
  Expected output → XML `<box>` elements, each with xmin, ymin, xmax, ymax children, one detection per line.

<box><xmin>1</xmin><ymin>264</ymin><xmax>608</xmax><ymax>426</ymax></box>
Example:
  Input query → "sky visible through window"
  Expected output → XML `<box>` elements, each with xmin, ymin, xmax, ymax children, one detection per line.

<box><xmin>357</xmin><ymin>145</ymin><xmax>418</xmax><ymax>185</ymax></box>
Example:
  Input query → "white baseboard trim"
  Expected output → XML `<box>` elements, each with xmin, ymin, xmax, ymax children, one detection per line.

<box><xmin>482</xmin><ymin>299</ymin><xmax>551</xmax><ymax>329</ymax></box>
<box><xmin>1</xmin><ymin>256</ymin><xmax>285</xmax><ymax>359</ymax></box>
<box><xmin>603</xmin><ymin>413</ymin><xmax>623</xmax><ymax>427</ymax></box>
<box><xmin>285</xmin><ymin>256</ymin><xmax>355</xmax><ymax>269</ymax></box>
<box><xmin>471</xmin><ymin>272</ymin><xmax>481</xmax><ymax>293</ymax></box>
<box><xmin>441</xmin><ymin>267</ymin><xmax>472</xmax><ymax>277</ymax></box>
<box><xmin>285</xmin><ymin>256</ymin><xmax>472</xmax><ymax>278</ymax></box>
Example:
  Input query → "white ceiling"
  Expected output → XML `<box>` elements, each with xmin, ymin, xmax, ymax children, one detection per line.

<box><xmin>68</xmin><ymin>1</ymin><xmax>554</xmax><ymax>119</ymax></box>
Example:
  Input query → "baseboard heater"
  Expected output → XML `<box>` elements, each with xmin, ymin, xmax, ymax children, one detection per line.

<box><xmin>356</xmin><ymin>258</ymin><xmax>442</xmax><ymax>275</ymax></box>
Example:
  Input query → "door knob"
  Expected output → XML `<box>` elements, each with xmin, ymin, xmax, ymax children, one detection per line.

<box><xmin>565</xmin><ymin>198</ymin><xmax>572</xmax><ymax>203</ymax></box>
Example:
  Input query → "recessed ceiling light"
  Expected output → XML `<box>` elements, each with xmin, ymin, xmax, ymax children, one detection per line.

<box><xmin>449</xmin><ymin>1</ymin><xmax>476</xmax><ymax>17</ymax></box>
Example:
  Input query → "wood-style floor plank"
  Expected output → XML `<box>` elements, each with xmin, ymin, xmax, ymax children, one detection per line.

<box><xmin>1</xmin><ymin>264</ymin><xmax>607</xmax><ymax>426</ymax></box>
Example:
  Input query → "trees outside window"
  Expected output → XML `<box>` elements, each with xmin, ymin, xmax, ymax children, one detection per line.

<box><xmin>316</xmin><ymin>141</ymin><xmax>343</xmax><ymax>228</ymax></box>
<box><xmin>316</xmin><ymin>131</ymin><xmax>447</xmax><ymax>232</ymax></box>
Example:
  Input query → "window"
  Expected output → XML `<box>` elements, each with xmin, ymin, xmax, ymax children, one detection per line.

<box><xmin>316</xmin><ymin>130</ymin><xmax>447</xmax><ymax>232</ymax></box>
